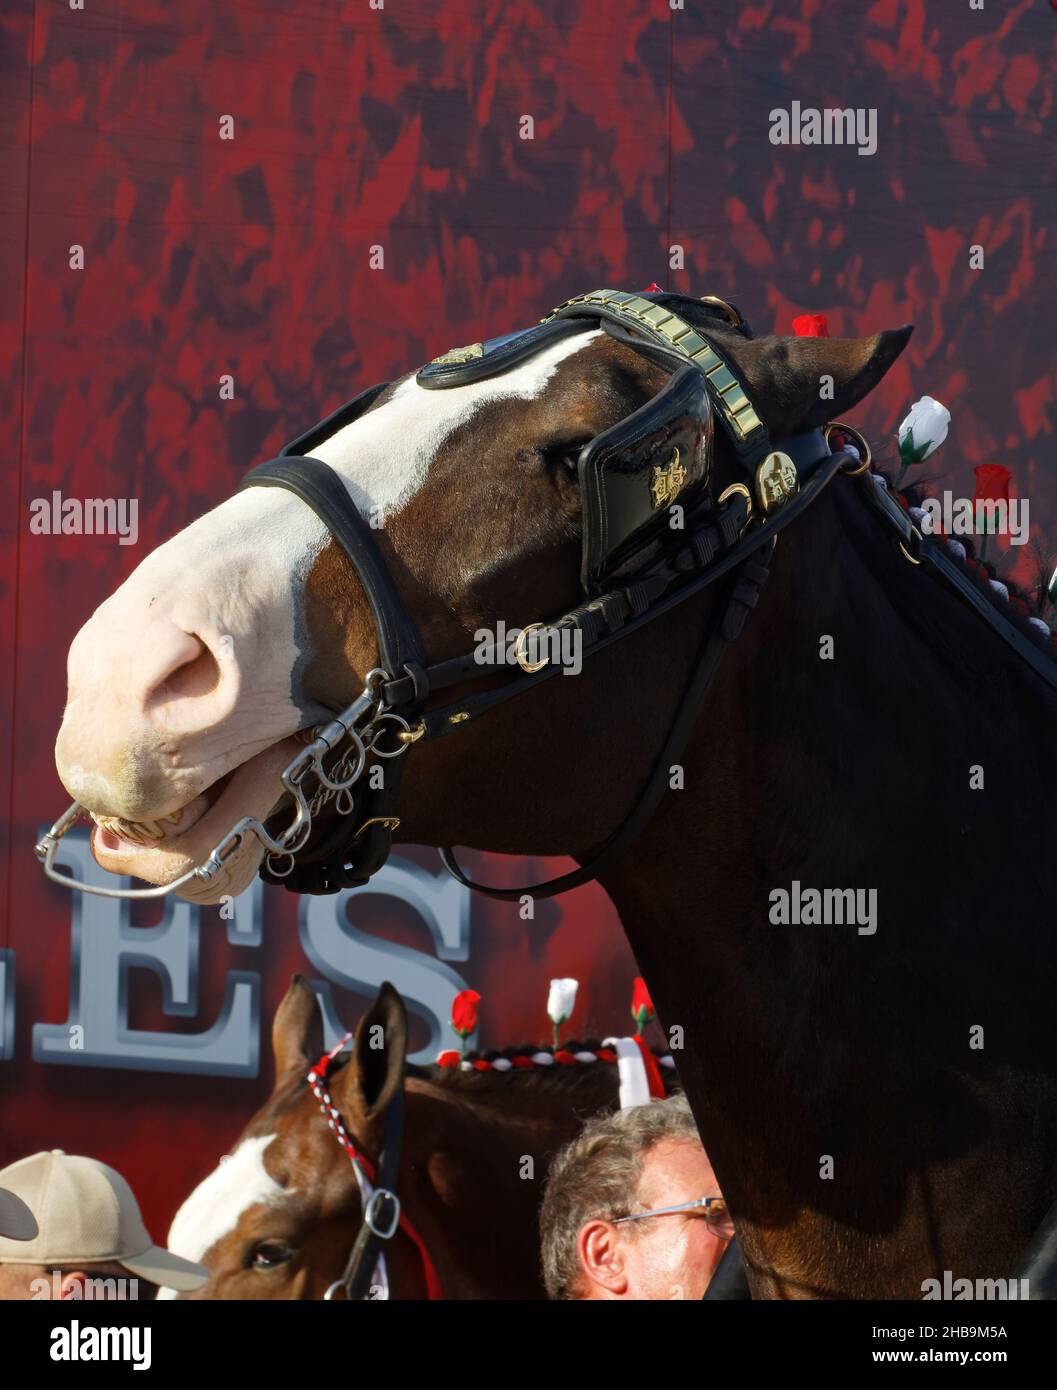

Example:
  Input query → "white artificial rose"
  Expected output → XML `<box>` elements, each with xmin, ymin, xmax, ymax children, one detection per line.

<box><xmin>897</xmin><ymin>396</ymin><xmax>950</xmax><ymax>463</ymax></box>
<box><xmin>546</xmin><ymin>977</ymin><xmax>578</xmax><ymax>1024</ymax></box>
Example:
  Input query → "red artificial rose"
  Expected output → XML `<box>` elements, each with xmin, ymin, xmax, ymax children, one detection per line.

<box><xmin>973</xmin><ymin>464</ymin><xmax>1013</xmax><ymax>503</ymax></box>
<box><xmin>451</xmin><ymin>989</ymin><xmax>481</xmax><ymax>1038</ymax></box>
<box><xmin>436</xmin><ymin>1050</ymin><xmax>461</xmax><ymax>1068</ymax></box>
<box><xmin>554</xmin><ymin>1049</ymin><xmax>577</xmax><ymax>1065</ymax></box>
<box><xmin>512</xmin><ymin>1055</ymin><xmax>535</xmax><ymax>1068</ymax></box>
<box><xmin>631</xmin><ymin>976</ymin><xmax>656</xmax><ymax>1028</ymax></box>
<box><xmin>792</xmin><ymin>313</ymin><xmax>830</xmax><ymax>337</ymax></box>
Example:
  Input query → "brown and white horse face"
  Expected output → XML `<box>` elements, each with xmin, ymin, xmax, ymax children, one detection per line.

<box><xmin>158</xmin><ymin>1121</ymin><xmax>334</xmax><ymax>1301</ymax></box>
<box><xmin>162</xmin><ymin>980</ymin><xmax>425</xmax><ymax>1300</ymax></box>
<box><xmin>159</xmin><ymin>1097</ymin><xmax>424</xmax><ymax>1301</ymax></box>
<box><xmin>54</xmin><ymin>319</ymin><xmax>909</xmax><ymax>900</ymax></box>
<box><xmin>52</xmin><ymin>329</ymin><xmax>651</xmax><ymax>900</ymax></box>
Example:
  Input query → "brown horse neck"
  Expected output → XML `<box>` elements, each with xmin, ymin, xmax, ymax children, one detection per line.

<box><xmin>397</xmin><ymin>1062</ymin><xmax>622</xmax><ymax>1299</ymax></box>
<box><xmin>598</xmin><ymin>478</ymin><xmax>1057</xmax><ymax>1297</ymax></box>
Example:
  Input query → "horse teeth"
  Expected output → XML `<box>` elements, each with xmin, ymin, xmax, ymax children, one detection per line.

<box><xmin>164</xmin><ymin>810</ymin><xmax>183</xmax><ymax>826</ymax></box>
<box><xmin>92</xmin><ymin>814</ymin><xmax>168</xmax><ymax>846</ymax></box>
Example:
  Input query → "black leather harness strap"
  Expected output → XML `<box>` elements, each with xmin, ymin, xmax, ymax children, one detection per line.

<box><xmin>544</xmin><ymin>290</ymin><xmax>772</xmax><ymax>475</ymax></box>
<box><xmin>239</xmin><ymin>457</ymin><xmax>428</xmax><ymax>685</ymax></box>
<box><xmin>339</xmin><ymin>1085</ymin><xmax>405</xmax><ymax>1301</ymax></box>
<box><xmin>859</xmin><ymin>474</ymin><xmax>1057</xmax><ymax>696</ymax></box>
<box><xmin>440</xmin><ymin>547</ymin><xmax>773</xmax><ymax>900</ymax></box>
<box><xmin>380</xmin><ymin>429</ymin><xmax>838</xmax><ymax>730</ymax></box>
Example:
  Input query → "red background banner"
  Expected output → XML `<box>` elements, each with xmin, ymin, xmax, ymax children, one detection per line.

<box><xmin>1</xmin><ymin>0</ymin><xmax>1054</xmax><ymax>1239</ymax></box>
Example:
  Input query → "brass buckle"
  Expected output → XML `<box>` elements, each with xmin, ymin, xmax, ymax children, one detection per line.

<box><xmin>513</xmin><ymin>622</ymin><xmax>549</xmax><ymax>673</ymax></box>
<box><xmin>351</xmin><ymin>816</ymin><xmax>401</xmax><ymax>842</ymax></box>
<box><xmin>699</xmin><ymin>294</ymin><xmax>743</xmax><ymax>330</ymax></box>
<box><xmin>899</xmin><ymin>526</ymin><xmax>924</xmax><ymax>566</ymax></box>
<box><xmin>825</xmin><ymin>421</ymin><xmax>872</xmax><ymax>476</ymax></box>
<box><xmin>717</xmin><ymin>481</ymin><xmax>753</xmax><ymax>521</ymax></box>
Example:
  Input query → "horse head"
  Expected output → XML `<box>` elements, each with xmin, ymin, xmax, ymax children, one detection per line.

<box><xmin>50</xmin><ymin>292</ymin><xmax>910</xmax><ymax>902</ymax></box>
<box><xmin>161</xmin><ymin>977</ymin><xmax>431</xmax><ymax>1299</ymax></box>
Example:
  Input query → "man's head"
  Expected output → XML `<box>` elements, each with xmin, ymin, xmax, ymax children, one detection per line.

<box><xmin>0</xmin><ymin>1150</ymin><xmax>207</xmax><ymax>1300</ymax></box>
<box><xmin>539</xmin><ymin>1093</ymin><xmax>733</xmax><ymax>1300</ymax></box>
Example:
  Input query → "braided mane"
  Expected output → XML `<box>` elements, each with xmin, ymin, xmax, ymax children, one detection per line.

<box><xmin>406</xmin><ymin>1039</ymin><xmax>678</xmax><ymax>1093</ymax></box>
<box><xmin>873</xmin><ymin>463</ymin><xmax>1057</xmax><ymax>667</ymax></box>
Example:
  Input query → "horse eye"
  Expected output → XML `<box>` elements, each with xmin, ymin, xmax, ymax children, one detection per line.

<box><xmin>541</xmin><ymin>440</ymin><xmax>588</xmax><ymax>473</ymax></box>
<box><xmin>250</xmin><ymin>1241</ymin><xmax>294</xmax><ymax>1270</ymax></box>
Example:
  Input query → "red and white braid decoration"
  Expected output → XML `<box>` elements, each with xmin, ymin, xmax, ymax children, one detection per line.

<box><xmin>434</xmin><ymin>1038</ymin><xmax>676</xmax><ymax>1096</ymax></box>
<box><xmin>306</xmin><ymin>1034</ymin><xmax>443</xmax><ymax>1301</ymax></box>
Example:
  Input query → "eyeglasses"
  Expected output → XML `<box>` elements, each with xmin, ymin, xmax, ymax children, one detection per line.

<box><xmin>612</xmin><ymin>1196</ymin><xmax>734</xmax><ymax>1239</ymax></box>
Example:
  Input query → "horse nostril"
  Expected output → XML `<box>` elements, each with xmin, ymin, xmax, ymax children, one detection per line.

<box><xmin>148</xmin><ymin>638</ymin><xmax>222</xmax><ymax>707</ymax></box>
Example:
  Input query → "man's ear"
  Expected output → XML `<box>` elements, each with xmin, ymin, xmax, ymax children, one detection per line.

<box><xmin>271</xmin><ymin>974</ymin><xmax>324</xmax><ymax>1078</ymax></box>
<box><xmin>577</xmin><ymin>1220</ymin><xmax>629</xmax><ymax>1298</ymax></box>
<box><xmin>337</xmin><ymin>982</ymin><xmax>408</xmax><ymax>1119</ymax></box>
<box><xmin>715</xmin><ymin>325</ymin><xmax>913</xmax><ymax>438</ymax></box>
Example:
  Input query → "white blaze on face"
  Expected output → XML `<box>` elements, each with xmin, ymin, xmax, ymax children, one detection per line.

<box><xmin>56</xmin><ymin>326</ymin><xmax>602</xmax><ymax>858</ymax></box>
<box><xmin>155</xmin><ymin>1134</ymin><xmax>287</xmax><ymax>1297</ymax></box>
<box><xmin>307</xmin><ymin>329</ymin><xmax>602</xmax><ymax>522</ymax></box>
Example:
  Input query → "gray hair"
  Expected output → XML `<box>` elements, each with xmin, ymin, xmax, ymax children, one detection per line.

<box><xmin>539</xmin><ymin>1092</ymin><xmax>700</xmax><ymax>1300</ymax></box>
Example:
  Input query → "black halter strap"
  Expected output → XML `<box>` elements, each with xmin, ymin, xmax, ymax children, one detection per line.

<box><xmin>238</xmin><ymin>433</ymin><xmax>841</xmax><ymax>896</ymax></box>
<box><xmin>238</xmin><ymin>457</ymin><xmax>428</xmax><ymax>686</ymax></box>
<box><xmin>340</xmin><ymin>1086</ymin><xmax>405</xmax><ymax>1301</ymax></box>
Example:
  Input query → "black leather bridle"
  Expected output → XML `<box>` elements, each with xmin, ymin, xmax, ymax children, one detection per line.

<box><xmin>232</xmin><ymin>289</ymin><xmax>856</xmax><ymax>896</ymax></box>
<box><xmin>38</xmin><ymin>287</ymin><xmax>1057</xmax><ymax>905</ymax></box>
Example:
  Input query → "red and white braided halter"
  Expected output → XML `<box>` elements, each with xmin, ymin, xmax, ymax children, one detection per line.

<box><xmin>306</xmin><ymin>1035</ymin><xmax>443</xmax><ymax>1301</ymax></box>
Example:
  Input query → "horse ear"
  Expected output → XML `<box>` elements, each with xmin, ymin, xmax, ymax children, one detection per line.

<box><xmin>723</xmin><ymin>325</ymin><xmax>913</xmax><ymax>438</ymax></box>
<box><xmin>272</xmin><ymin>973</ymin><xmax>324</xmax><ymax>1076</ymax></box>
<box><xmin>342</xmin><ymin>981</ymin><xmax>408</xmax><ymax>1119</ymax></box>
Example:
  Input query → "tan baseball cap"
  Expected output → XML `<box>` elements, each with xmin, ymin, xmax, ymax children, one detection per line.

<box><xmin>0</xmin><ymin>1151</ymin><xmax>206</xmax><ymax>1291</ymax></box>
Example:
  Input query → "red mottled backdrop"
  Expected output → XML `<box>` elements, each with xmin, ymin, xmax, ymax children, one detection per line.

<box><xmin>1</xmin><ymin>1</ymin><xmax>1055</xmax><ymax>1238</ymax></box>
